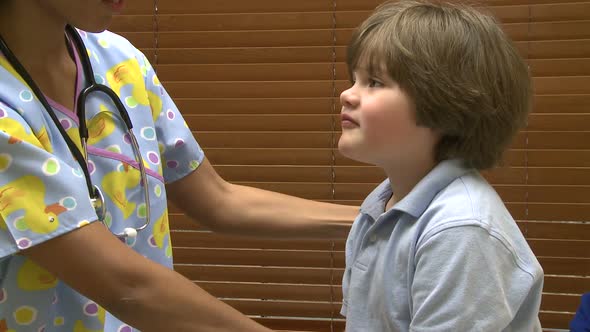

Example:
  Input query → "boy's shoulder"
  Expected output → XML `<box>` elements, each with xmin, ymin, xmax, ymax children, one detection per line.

<box><xmin>391</xmin><ymin>159</ymin><xmax>516</xmax><ymax>238</ymax></box>
<box><xmin>360</xmin><ymin>159</ymin><xmax>514</xmax><ymax>234</ymax></box>
<box><xmin>392</xmin><ymin>160</ymin><xmax>499</xmax><ymax>220</ymax></box>
<box><xmin>423</xmin><ymin>170</ymin><xmax>509</xmax><ymax>226</ymax></box>
<box><xmin>416</xmin><ymin>167</ymin><xmax>540</xmax><ymax>268</ymax></box>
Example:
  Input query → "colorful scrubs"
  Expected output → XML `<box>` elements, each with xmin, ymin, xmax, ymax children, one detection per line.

<box><xmin>0</xmin><ymin>29</ymin><xmax>204</xmax><ymax>331</ymax></box>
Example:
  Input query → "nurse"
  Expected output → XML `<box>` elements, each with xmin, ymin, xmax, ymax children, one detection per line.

<box><xmin>0</xmin><ymin>0</ymin><xmax>357</xmax><ymax>331</ymax></box>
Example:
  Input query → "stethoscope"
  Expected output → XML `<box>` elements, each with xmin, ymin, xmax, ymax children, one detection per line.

<box><xmin>0</xmin><ymin>25</ymin><xmax>150</xmax><ymax>239</ymax></box>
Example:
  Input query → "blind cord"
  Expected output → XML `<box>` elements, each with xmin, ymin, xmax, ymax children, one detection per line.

<box><xmin>329</xmin><ymin>0</ymin><xmax>338</xmax><ymax>331</ymax></box>
<box><xmin>152</xmin><ymin>0</ymin><xmax>159</xmax><ymax>70</ymax></box>
<box><xmin>525</xmin><ymin>4</ymin><xmax>531</xmax><ymax>235</ymax></box>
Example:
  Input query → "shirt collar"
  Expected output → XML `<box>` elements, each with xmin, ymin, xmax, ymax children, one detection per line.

<box><xmin>394</xmin><ymin>159</ymin><xmax>473</xmax><ymax>218</ymax></box>
<box><xmin>359</xmin><ymin>159</ymin><xmax>473</xmax><ymax>220</ymax></box>
<box><xmin>359</xmin><ymin>180</ymin><xmax>392</xmax><ymax>220</ymax></box>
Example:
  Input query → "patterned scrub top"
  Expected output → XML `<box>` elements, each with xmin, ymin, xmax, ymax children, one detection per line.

<box><xmin>0</xmin><ymin>29</ymin><xmax>204</xmax><ymax>331</ymax></box>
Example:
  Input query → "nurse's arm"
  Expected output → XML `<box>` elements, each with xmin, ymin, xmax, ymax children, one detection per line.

<box><xmin>22</xmin><ymin>222</ymin><xmax>272</xmax><ymax>332</ymax></box>
<box><xmin>166</xmin><ymin>158</ymin><xmax>357</xmax><ymax>238</ymax></box>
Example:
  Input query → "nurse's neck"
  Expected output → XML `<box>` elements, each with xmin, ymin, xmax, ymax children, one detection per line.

<box><xmin>0</xmin><ymin>0</ymin><xmax>74</xmax><ymax>73</ymax></box>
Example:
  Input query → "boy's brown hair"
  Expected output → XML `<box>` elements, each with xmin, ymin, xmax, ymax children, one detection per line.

<box><xmin>347</xmin><ymin>0</ymin><xmax>531</xmax><ymax>170</ymax></box>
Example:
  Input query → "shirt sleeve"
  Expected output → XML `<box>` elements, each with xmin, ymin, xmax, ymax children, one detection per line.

<box><xmin>0</xmin><ymin>104</ymin><xmax>98</xmax><ymax>258</ymax></box>
<box><xmin>409</xmin><ymin>224</ymin><xmax>542</xmax><ymax>331</ymax></box>
<box><xmin>137</xmin><ymin>53</ymin><xmax>205</xmax><ymax>184</ymax></box>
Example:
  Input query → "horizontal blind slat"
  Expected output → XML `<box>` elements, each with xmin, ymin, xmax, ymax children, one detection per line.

<box><xmin>171</xmin><ymin>248</ymin><xmax>589</xmax><ymax>278</ymax></box>
<box><xmin>171</xmin><ymin>252</ymin><xmax>589</xmax><ymax>276</ymax></box>
<box><xmin>170</xmin><ymin>216</ymin><xmax>590</xmax><ymax>240</ymax></box>
<box><xmin>513</xmin><ymin>132</ymin><xmax>590</xmax><ymax>149</ymax></box>
<box><xmin>171</xmin><ymin>230</ymin><xmax>346</xmax><ymax>250</ymax></box>
<box><xmin>187</xmin><ymin>281</ymin><xmax>590</xmax><ymax>312</ymax></box>
<box><xmin>254</xmin><ymin>317</ymin><xmax>345</xmax><ymax>332</ymax></box>
<box><xmin>123</xmin><ymin>0</ymin><xmax>590</xmax><ymax>14</ymax></box>
<box><xmin>181</xmin><ymin>113</ymin><xmax>590</xmax><ymax>131</ymax></box>
<box><xmin>538</xmin><ymin>257</ymin><xmax>590</xmax><ymax>275</ymax></box>
<box><xmin>539</xmin><ymin>312</ymin><xmax>576</xmax><ymax>330</ymax></box>
<box><xmin>541</xmin><ymin>294</ymin><xmax>586</xmax><ymax>312</ymax></box>
<box><xmin>170</xmin><ymin>95</ymin><xmax>590</xmax><ymax>115</ymax></box>
<box><xmin>193</xmin><ymin>131</ymin><xmax>590</xmax><ymax>149</ymax></box>
<box><xmin>197</xmin><ymin>281</ymin><xmax>342</xmax><ymax>302</ymax></box>
<box><xmin>224</xmin><ymin>299</ymin><xmax>340</xmax><ymax>318</ymax></box>
<box><xmin>153</xmin><ymin>59</ymin><xmax>590</xmax><ymax>81</ymax></box>
<box><xmin>203</xmin><ymin>148</ymin><xmax>590</xmax><ymax>168</ymax></box>
<box><xmin>208</xmin><ymin>165</ymin><xmax>590</xmax><ymax>185</ymax></box>
<box><xmin>136</xmin><ymin>39</ymin><xmax>590</xmax><ymax>64</ymax></box>
<box><xmin>167</xmin><ymin>175</ymin><xmax>590</xmax><ymax>203</ymax></box>
<box><xmin>518</xmin><ymin>221</ymin><xmax>590</xmax><ymax>240</ymax></box>
<box><xmin>122</xmin><ymin>23</ymin><xmax>590</xmax><ymax>48</ymax></box>
<box><xmin>492</xmin><ymin>185</ymin><xmax>590</xmax><ymax>203</ymax></box>
<box><xmin>528</xmin><ymin>239</ymin><xmax>590</xmax><ymax>258</ymax></box>
<box><xmin>167</xmin><ymin>81</ymin><xmax>339</xmax><ymax>99</ymax></box>
<box><xmin>171</xmin><ymin>201</ymin><xmax>590</xmax><ymax>222</ymax></box>
<box><xmin>175</xmin><ymin>264</ymin><xmax>344</xmax><ymax>284</ymax></box>
<box><xmin>538</xmin><ymin>275</ymin><xmax>590</xmax><ymax>294</ymax></box>
<box><xmin>507</xmin><ymin>203</ymin><xmax>590</xmax><ymax>221</ymax></box>
<box><xmin>111</xmin><ymin>3</ymin><xmax>590</xmax><ymax>32</ymax></box>
<box><xmin>163</xmin><ymin>79</ymin><xmax>590</xmax><ymax>99</ymax></box>
<box><xmin>172</xmin><ymin>248</ymin><xmax>346</xmax><ymax>268</ymax></box>
<box><xmin>169</xmin><ymin>232</ymin><xmax>589</xmax><ymax>258</ymax></box>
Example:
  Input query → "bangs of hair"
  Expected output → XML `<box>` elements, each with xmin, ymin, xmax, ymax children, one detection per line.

<box><xmin>346</xmin><ymin>18</ymin><xmax>406</xmax><ymax>81</ymax></box>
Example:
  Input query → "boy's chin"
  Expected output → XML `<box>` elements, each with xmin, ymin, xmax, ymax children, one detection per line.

<box><xmin>337</xmin><ymin>141</ymin><xmax>365</xmax><ymax>164</ymax></box>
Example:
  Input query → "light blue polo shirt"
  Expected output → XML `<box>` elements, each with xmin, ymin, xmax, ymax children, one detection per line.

<box><xmin>341</xmin><ymin>159</ymin><xmax>544</xmax><ymax>331</ymax></box>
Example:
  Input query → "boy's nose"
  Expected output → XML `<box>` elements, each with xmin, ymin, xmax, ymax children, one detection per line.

<box><xmin>340</xmin><ymin>86</ymin><xmax>359</xmax><ymax>109</ymax></box>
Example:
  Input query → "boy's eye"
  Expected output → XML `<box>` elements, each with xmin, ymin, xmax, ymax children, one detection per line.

<box><xmin>368</xmin><ymin>78</ymin><xmax>383</xmax><ymax>88</ymax></box>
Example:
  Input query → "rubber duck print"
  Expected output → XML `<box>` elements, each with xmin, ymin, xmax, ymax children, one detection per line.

<box><xmin>151</xmin><ymin>212</ymin><xmax>169</xmax><ymax>249</ymax></box>
<box><xmin>87</xmin><ymin>105</ymin><xmax>116</xmax><ymax>145</ymax></box>
<box><xmin>0</xmin><ymin>117</ymin><xmax>51</xmax><ymax>152</ymax></box>
<box><xmin>101</xmin><ymin>163</ymin><xmax>140</xmax><ymax>220</ymax></box>
<box><xmin>106</xmin><ymin>59</ymin><xmax>149</xmax><ymax>108</ymax></box>
<box><xmin>0</xmin><ymin>318</ymin><xmax>16</xmax><ymax>332</ymax></box>
<box><xmin>0</xmin><ymin>176</ymin><xmax>65</xmax><ymax>234</ymax></box>
<box><xmin>17</xmin><ymin>259</ymin><xmax>58</xmax><ymax>291</ymax></box>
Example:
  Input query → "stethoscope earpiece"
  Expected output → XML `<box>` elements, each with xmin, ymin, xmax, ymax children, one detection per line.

<box><xmin>122</xmin><ymin>227</ymin><xmax>138</xmax><ymax>239</ymax></box>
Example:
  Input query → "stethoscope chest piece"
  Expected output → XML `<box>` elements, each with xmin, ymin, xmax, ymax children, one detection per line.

<box><xmin>91</xmin><ymin>186</ymin><xmax>139</xmax><ymax>239</ymax></box>
<box><xmin>91</xmin><ymin>185</ymin><xmax>106</xmax><ymax>223</ymax></box>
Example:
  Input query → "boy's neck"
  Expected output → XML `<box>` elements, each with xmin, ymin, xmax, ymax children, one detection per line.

<box><xmin>383</xmin><ymin>158</ymin><xmax>438</xmax><ymax>211</ymax></box>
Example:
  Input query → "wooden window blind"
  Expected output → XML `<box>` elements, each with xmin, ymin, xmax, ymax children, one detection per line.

<box><xmin>111</xmin><ymin>1</ymin><xmax>589</xmax><ymax>330</ymax></box>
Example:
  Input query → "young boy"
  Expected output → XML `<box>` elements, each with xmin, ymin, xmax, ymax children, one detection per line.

<box><xmin>339</xmin><ymin>1</ymin><xmax>544</xmax><ymax>331</ymax></box>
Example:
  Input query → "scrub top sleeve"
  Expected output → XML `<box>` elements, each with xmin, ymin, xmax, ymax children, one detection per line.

<box><xmin>137</xmin><ymin>53</ymin><xmax>205</xmax><ymax>184</ymax></box>
<box><xmin>0</xmin><ymin>106</ymin><xmax>98</xmax><ymax>258</ymax></box>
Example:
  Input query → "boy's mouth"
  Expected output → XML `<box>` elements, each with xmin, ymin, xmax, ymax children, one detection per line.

<box><xmin>341</xmin><ymin>113</ymin><xmax>359</xmax><ymax>128</ymax></box>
